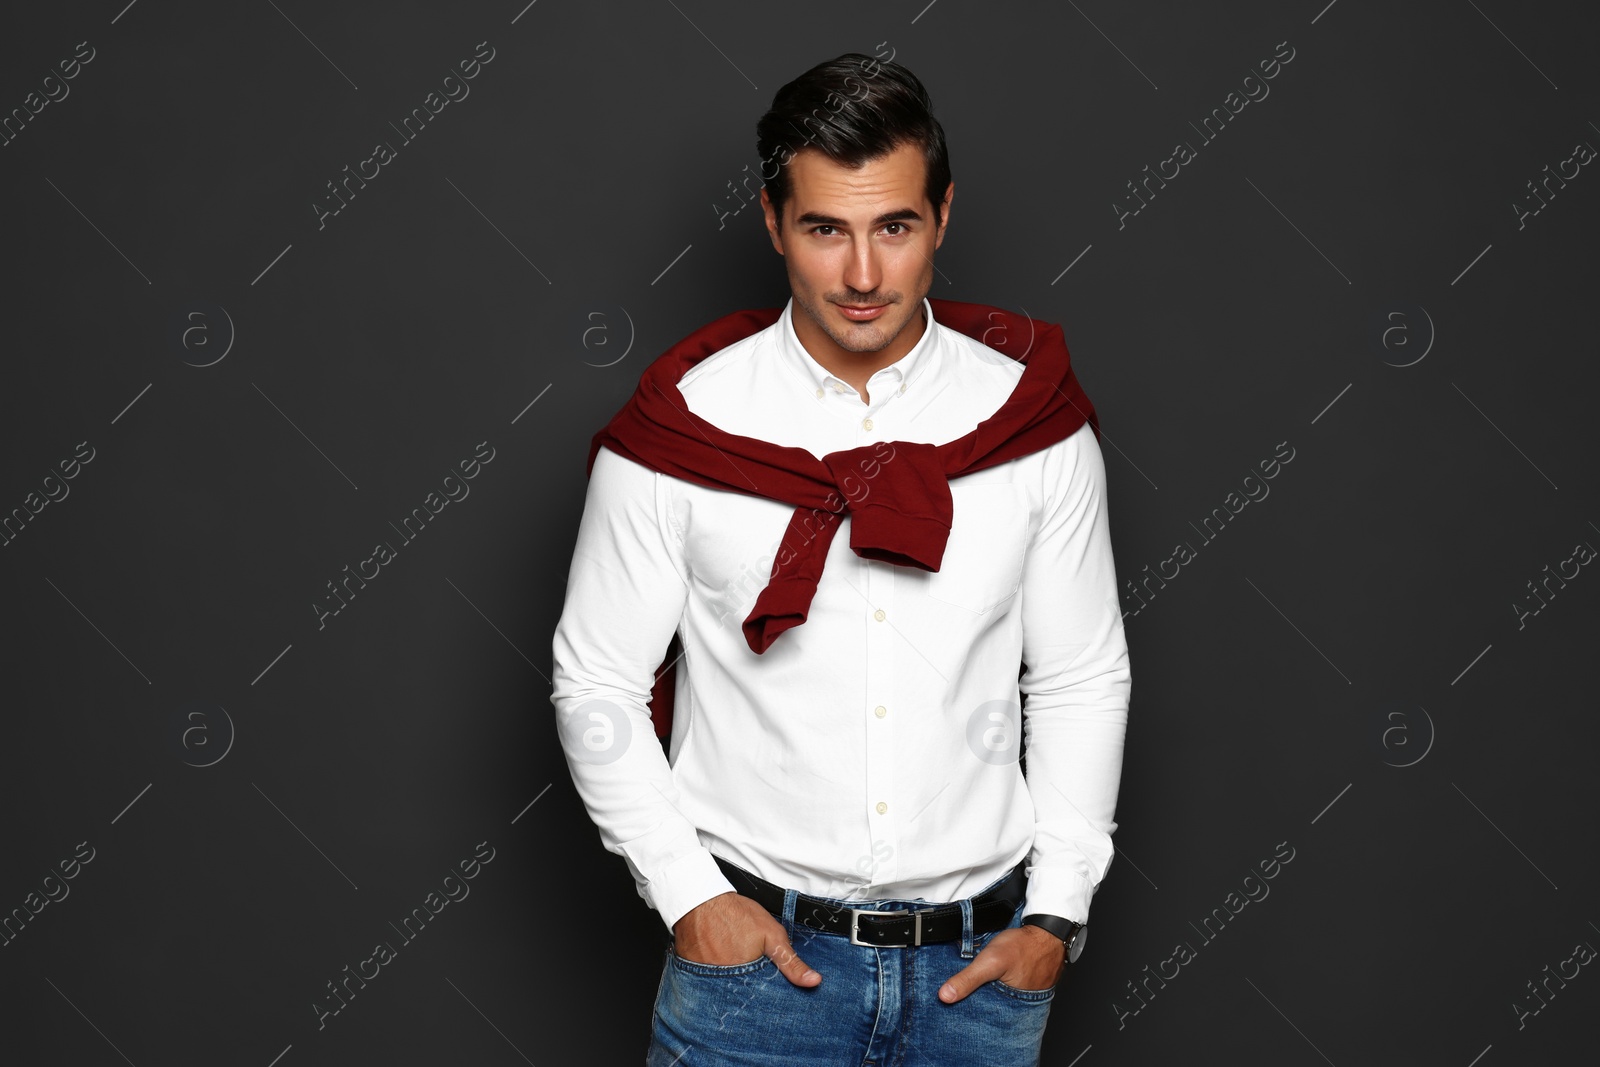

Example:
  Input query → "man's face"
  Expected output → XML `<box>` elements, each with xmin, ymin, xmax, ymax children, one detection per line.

<box><xmin>761</xmin><ymin>142</ymin><xmax>952</xmax><ymax>359</ymax></box>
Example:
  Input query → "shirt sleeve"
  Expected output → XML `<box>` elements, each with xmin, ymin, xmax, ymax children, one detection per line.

<box><xmin>549</xmin><ymin>445</ymin><xmax>736</xmax><ymax>932</ymax></box>
<box><xmin>1017</xmin><ymin>421</ymin><xmax>1132</xmax><ymax>925</ymax></box>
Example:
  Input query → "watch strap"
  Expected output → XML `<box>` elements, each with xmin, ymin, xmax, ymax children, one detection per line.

<box><xmin>1022</xmin><ymin>913</ymin><xmax>1086</xmax><ymax>962</ymax></box>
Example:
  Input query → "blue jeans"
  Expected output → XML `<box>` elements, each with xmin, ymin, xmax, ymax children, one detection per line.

<box><xmin>646</xmin><ymin>869</ymin><xmax>1055</xmax><ymax>1066</ymax></box>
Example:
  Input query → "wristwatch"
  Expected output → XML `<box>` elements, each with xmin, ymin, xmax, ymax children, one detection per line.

<box><xmin>1022</xmin><ymin>913</ymin><xmax>1087</xmax><ymax>963</ymax></box>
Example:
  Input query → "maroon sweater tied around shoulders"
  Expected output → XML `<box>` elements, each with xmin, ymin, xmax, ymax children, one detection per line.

<box><xmin>585</xmin><ymin>299</ymin><xmax>1100</xmax><ymax>739</ymax></box>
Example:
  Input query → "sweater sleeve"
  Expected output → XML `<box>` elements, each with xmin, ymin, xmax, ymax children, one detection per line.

<box><xmin>550</xmin><ymin>446</ymin><xmax>736</xmax><ymax>932</ymax></box>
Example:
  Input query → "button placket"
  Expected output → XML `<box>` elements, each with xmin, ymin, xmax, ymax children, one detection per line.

<box><xmin>863</xmin><ymin>543</ymin><xmax>898</xmax><ymax>886</ymax></box>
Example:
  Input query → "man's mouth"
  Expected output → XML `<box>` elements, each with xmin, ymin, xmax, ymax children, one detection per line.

<box><xmin>837</xmin><ymin>303</ymin><xmax>888</xmax><ymax>321</ymax></box>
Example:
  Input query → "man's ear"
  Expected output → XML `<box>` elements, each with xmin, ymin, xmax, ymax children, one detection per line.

<box><xmin>760</xmin><ymin>187</ymin><xmax>784</xmax><ymax>255</ymax></box>
<box><xmin>933</xmin><ymin>180</ymin><xmax>954</xmax><ymax>250</ymax></box>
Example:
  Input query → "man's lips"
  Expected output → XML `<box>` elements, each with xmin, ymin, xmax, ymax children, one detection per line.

<box><xmin>837</xmin><ymin>302</ymin><xmax>888</xmax><ymax>320</ymax></box>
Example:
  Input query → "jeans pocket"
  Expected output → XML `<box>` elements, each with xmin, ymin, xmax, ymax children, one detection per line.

<box><xmin>990</xmin><ymin>977</ymin><xmax>1057</xmax><ymax>1002</ymax></box>
<box><xmin>668</xmin><ymin>948</ymin><xmax>775</xmax><ymax>978</ymax></box>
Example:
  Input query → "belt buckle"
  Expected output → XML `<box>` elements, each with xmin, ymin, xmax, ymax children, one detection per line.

<box><xmin>850</xmin><ymin>907</ymin><xmax>920</xmax><ymax>947</ymax></box>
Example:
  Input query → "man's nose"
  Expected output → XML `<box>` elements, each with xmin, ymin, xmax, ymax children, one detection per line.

<box><xmin>843</xmin><ymin>238</ymin><xmax>882</xmax><ymax>295</ymax></box>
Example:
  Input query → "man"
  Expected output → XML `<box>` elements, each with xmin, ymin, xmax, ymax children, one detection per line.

<box><xmin>551</xmin><ymin>53</ymin><xmax>1130</xmax><ymax>1066</ymax></box>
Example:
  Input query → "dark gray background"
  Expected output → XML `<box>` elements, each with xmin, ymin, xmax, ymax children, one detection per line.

<box><xmin>2</xmin><ymin>0</ymin><xmax>1595</xmax><ymax>1063</ymax></box>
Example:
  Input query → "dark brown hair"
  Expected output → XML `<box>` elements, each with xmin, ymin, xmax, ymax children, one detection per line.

<box><xmin>755</xmin><ymin>53</ymin><xmax>951</xmax><ymax>230</ymax></box>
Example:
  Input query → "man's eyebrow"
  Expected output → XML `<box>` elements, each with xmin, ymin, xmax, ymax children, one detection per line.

<box><xmin>794</xmin><ymin>207</ymin><xmax>925</xmax><ymax>227</ymax></box>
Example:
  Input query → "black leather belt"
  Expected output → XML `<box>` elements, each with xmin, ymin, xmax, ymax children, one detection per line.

<box><xmin>713</xmin><ymin>855</ymin><xmax>1026</xmax><ymax>948</ymax></box>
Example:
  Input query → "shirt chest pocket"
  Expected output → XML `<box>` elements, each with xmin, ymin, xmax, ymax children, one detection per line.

<box><xmin>911</xmin><ymin>482</ymin><xmax>1030</xmax><ymax>615</ymax></box>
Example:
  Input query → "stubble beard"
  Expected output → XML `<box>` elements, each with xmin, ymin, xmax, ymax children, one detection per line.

<box><xmin>792</xmin><ymin>282</ymin><xmax>931</xmax><ymax>355</ymax></box>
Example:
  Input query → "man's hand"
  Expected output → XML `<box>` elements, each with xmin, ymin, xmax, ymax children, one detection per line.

<box><xmin>671</xmin><ymin>892</ymin><xmax>822</xmax><ymax>988</ymax></box>
<box><xmin>938</xmin><ymin>925</ymin><xmax>1065</xmax><ymax>1003</ymax></box>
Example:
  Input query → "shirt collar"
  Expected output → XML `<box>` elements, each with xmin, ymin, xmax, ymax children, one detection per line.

<box><xmin>777</xmin><ymin>296</ymin><xmax>939</xmax><ymax>402</ymax></box>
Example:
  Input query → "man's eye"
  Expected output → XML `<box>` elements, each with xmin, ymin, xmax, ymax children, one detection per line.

<box><xmin>810</xmin><ymin>224</ymin><xmax>910</xmax><ymax>236</ymax></box>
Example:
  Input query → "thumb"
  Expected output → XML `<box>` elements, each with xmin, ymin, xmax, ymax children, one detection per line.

<box><xmin>764</xmin><ymin>926</ymin><xmax>822</xmax><ymax>988</ymax></box>
<box><xmin>938</xmin><ymin>955</ymin><xmax>999</xmax><ymax>1004</ymax></box>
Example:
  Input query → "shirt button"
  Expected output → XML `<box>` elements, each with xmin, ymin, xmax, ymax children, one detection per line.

<box><xmin>875</xmin><ymin>801</ymin><xmax>888</xmax><ymax>815</ymax></box>
<box><xmin>815</xmin><ymin>387</ymin><xmax>824</xmax><ymax>398</ymax></box>
<box><xmin>874</xmin><ymin>705</ymin><xmax>887</xmax><ymax>718</ymax></box>
<box><xmin>862</xmin><ymin>417</ymin><xmax>874</xmax><ymax>431</ymax></box>
<box><xmin>873</xmin><ymin>609</ymin><xmax>886</xmax><ymax>622</ymax></box>
<box><xmin>899</xmin><ymin>382</ymin><xmax>906</xmax><ymax>394</ymax></box>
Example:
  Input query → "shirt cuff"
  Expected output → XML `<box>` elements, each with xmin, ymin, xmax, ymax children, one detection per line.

<box><xmin>1022</xmin><ymin>863</ymin><xmax>1096</xmax><ymax>926</ymax></box>
<box><xmin>648</xmin><ymin>848</ymin><xmax>738</xmax><ymax>933</ymax></box>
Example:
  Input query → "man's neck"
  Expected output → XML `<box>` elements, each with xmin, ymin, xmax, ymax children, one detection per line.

<box><xmin>800</xmin><ymin>304</ymin><xmax>928</xmax><ymax>405</ymax></box>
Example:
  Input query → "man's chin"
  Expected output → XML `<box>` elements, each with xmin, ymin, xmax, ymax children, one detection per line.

<box><xmin>824</xmin><ymin>324</ymin><xmax>893</xmax><ymax>353</ymax></box>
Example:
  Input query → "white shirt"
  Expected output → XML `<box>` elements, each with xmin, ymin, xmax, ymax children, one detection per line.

<box><xmin>550</xmin><ymin>296</ymin><xmax>1130</xmax><ymax>934</ymax></box>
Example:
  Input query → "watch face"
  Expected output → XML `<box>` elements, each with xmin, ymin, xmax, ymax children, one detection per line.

<box><xmin>1068</xmin><ymin>925</ymin><xmax>1087</xmax><ymax>964</ymax></box>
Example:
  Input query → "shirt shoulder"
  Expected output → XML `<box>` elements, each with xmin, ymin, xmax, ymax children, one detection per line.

<box><xmin>675</xmin><ymin>320</ymin><xmax>777</xmax><ymax>401</ymax></box>
<box><xmin>937</xmin><ymin>321</ymin><xmax>1027</xmax><ymax>383</ymax></box>
<box><xmin>676</xmin><ymin>318</ymin><xmax>811</xmax><ymax>441</ymax></box>
<box><xmin>929</xmin><ymin>320</ymin><xmax>1026</xmax><ymax>420</ymax></box>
